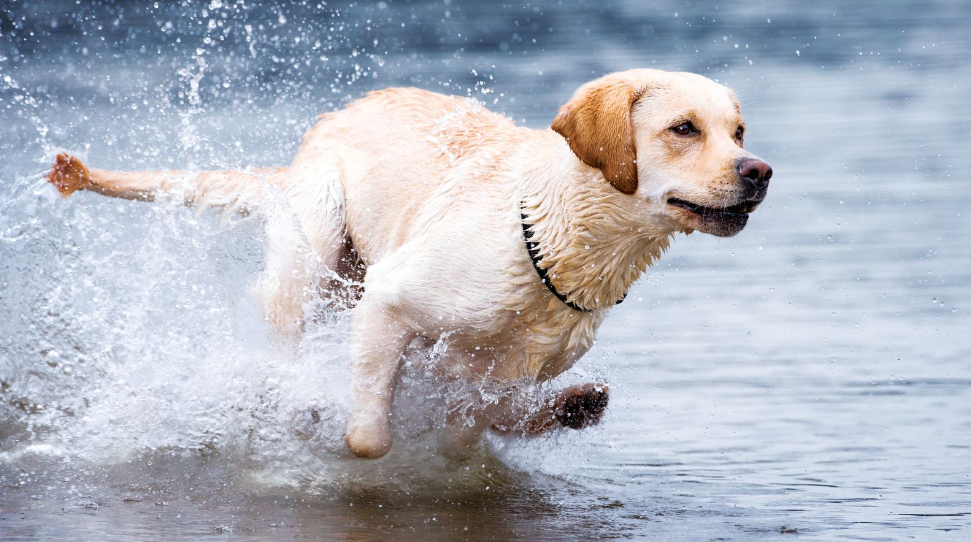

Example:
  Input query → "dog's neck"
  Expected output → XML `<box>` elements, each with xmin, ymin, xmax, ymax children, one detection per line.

<box><xmin>518</xmin><ymin>133</ymin><xmax>674</xmax><ymax>311</ymax></box>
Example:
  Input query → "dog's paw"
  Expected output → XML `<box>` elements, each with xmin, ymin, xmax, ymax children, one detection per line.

<box><xmin>554</xmin><ymin>383</ymin><xmax>609</xmax><ymax>430</ymax></box>
<box><xmin>47</xmin><ymin>153</ymin><xmax>91</xmax><ymax>197</ymax></box>
<box><xmin>344</xmin><ymin>417</ymin><xmax>393</xmax><ymax>459</ymax></box>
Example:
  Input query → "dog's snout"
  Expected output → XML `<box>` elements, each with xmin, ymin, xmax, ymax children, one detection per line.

<box><xmin>736</xmin><ymin>158</ymin><xmax>773</xmax><ymax>189</ymax></box>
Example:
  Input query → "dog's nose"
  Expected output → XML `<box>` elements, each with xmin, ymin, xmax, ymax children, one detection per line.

<box><xmin>736</xmin><ymin>158</ymin><xmax>773</xmax><ymax>189</ymax></box>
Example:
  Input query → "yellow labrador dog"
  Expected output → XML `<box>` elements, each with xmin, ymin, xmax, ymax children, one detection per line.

<box><xmin>47</xmin><ymin>69</ymin><xmax>771</xmax><ymax>459</ymax></box>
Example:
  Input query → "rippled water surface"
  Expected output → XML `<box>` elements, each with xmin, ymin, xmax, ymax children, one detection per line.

<box><xmin>2</xmin><ymin>0</ymin><xmax>970</xmax><ymax>540</ymax></box>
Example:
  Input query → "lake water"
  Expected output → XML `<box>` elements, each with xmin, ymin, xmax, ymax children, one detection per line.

<box><xmin>1</xmin><ymin>0</ymin><xmax>969</xmax><ymax>540</ymax></box>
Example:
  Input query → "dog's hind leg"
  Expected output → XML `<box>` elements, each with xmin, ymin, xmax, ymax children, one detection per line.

<box><xmin>253</xmin><ymin>152</ymin><xmax>349</xmax><ymax>340</ymax></box>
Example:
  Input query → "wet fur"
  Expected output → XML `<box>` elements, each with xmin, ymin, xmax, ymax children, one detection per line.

<box><xmin>47</xmin><ymin>69</ymin><xmax>769</xmax><ymax>459</ymax></box>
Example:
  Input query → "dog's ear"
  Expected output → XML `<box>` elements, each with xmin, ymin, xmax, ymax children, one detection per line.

<box><xmin>551</xmin><ymin>79</ymin><xmax>642</xmax><ymax>194</ymax></box>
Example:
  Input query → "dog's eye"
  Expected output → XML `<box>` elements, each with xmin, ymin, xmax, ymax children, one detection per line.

<box><xmin>672</xmin><ymin>122</ymin><xmax>696</xmax><ymax>136</ymax></box>
<box><xmin>735</xmin><ymin>126</ymin><xmax>745</xmax><ymax>141</ymax></box>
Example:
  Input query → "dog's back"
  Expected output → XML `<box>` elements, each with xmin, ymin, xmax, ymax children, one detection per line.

<box><xmin>299</xmin><ymin>88</ymin><xmax>528</xmax><ymax>266</ymax></box>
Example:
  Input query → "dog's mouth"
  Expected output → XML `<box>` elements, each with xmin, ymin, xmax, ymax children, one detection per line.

<box><xmin>667</xmin><ymin>197</ymin><xmax>760</xmax><ymax>216</ymax></box>
<box><xmin>667</xmin><ymin>197</ymin><xmax>761</xmax><ymax>237</ymax></box>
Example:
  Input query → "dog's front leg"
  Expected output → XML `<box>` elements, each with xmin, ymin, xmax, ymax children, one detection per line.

<box><xmin>491</xmin><ymin>383</ymin><xmax>610</xmax><ymax>436</ymax></box>
<box><xmin>437</xmin><ymin>382</ymin><xmax>529</xmax><ymax>461</ymax></box>
<box><xmin>438</xmin><ymin>403</ymin><xmax>493</xmax><ymax>462</ymax></box>
<box><xmin>343</xmin><ymin>296</ymin><xmax>413</xmax><ymax>459</ymax></box>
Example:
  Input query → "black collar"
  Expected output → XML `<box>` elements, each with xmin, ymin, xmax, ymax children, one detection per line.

<box><xmin>521</xmin><ymin>211</ymin><xmax>626</xmax><ymax>312</ymax></box>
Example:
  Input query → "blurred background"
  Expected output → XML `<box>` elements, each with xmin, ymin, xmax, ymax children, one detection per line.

<box><xmin>1</xmin><ymin>0</ymin><xmax>969</xmax><ymax>540</ymax></box>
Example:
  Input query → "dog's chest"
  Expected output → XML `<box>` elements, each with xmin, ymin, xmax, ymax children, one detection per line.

<box><xmin>524</xmin><ymin>302</ymin><xmax>604</xmax><ymax>380</ymax></box>
<box><xmin>444</xmin><ymin>306</ymin><xmax>602</xmax><ymax>381</ymax></box>
<box><xmin>453</xmin><ymin>280</ymin><xmax>607</xmax><ymax>381</ymax></box>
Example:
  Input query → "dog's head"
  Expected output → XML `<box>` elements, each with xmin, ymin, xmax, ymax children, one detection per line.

<box><xmin>552</xmin><ymin>69</ymin><xmax>771</xmax><ymax>237</ymax></box>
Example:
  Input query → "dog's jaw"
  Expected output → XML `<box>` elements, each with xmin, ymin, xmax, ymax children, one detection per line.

<box><xmin>666</xmin><ymin>197</ymin><xmax>752</xmax><ymax>237</ymax></box>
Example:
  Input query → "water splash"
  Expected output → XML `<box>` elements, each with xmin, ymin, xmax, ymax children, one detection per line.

<box><xmin>0</xmin><ymin>180</ymin><xmax>597</xmax><ymax>494</ymax></box>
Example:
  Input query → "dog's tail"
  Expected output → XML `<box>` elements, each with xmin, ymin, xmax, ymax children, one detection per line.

<box><xmin>45</xmin><ymin>152</ymin><xmax>353</xmax><ymax>337</ymax></box>
<box><xmin>47</xmin><ymin>152</ymin><xmax>288</xmax><ymax>215</ymax></box>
